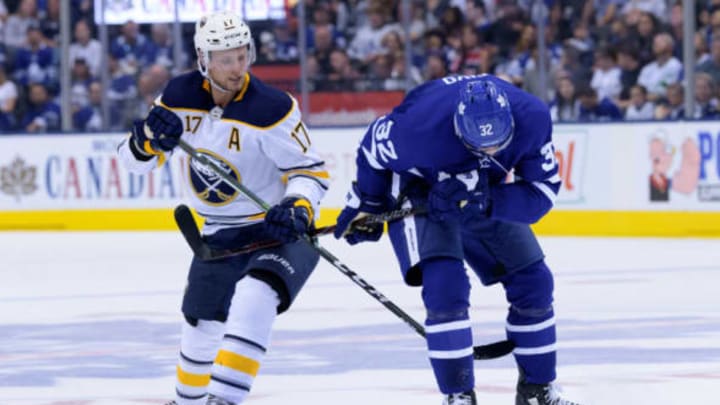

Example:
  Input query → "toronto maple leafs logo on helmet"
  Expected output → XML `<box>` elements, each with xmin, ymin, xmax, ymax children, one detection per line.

<box><xmin>453</xmin><ymin>78</ymin><xmax>514</xmax><ymax>156</ymax></box>
<box><xmin>188</xmin><ymin>150</ymin><xmax>240</xmax><ymax>205</ymax></box>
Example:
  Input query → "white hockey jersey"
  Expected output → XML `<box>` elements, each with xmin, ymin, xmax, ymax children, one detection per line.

<box><xmin>118</xmin><ymin>71</ymin><xmax>329</xmax><ymax>235</ymax></box>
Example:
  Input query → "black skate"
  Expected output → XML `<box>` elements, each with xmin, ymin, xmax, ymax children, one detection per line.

<box><xmin>516</xmin><ymin>380</ymin><xmax>581</xmax><ymax>405</ymax></box>
<box><xmin>206</xmin><ymin>394</ymin><xmax>236</xmax><ymax>405</ymax></box>
<box><xmin>163</xmin><ymin>402</ymin><xmax>177</xmax><ymax>405</ymax></box>
<box><xmin>443</xmin><ymin>390</ymin><xmax>477</xmax><ymax>405</ymax></box>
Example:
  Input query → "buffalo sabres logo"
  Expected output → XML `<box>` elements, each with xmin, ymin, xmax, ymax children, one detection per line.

<box><xmin>188</xmin><ymin>149</ymin><xmax>241</xmax><ymax>206</ymax></box>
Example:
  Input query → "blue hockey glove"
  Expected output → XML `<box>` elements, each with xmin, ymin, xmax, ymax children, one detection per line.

<box><xmin>132</xmin><ymin>106</ymin><xmax>183</xmax><ymax>153</ymax></box>
<box><xmin>264</xmin><ymin>196</ymin><xmax>313</xmax><ymax>243</ymax></box>
<box><xmin>333</xmin><ymin>182</ymin><xmax>388</xmax><ymax>245</ymax></box>
<box><xmin>428</xmin><ymin>177</ymin><xmax>490</xmax><ymax>222</ymax></box>
<box><xmin>428</xmin><ymin>178</ymin><xmax>471</xmax><ymax>222</ymax></box>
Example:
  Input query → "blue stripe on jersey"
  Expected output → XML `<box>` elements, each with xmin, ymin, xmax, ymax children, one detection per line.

<box><xmin>279</xmin><ymin>161</ymin><xmax>326</xmax><ymax>171</ymax></box>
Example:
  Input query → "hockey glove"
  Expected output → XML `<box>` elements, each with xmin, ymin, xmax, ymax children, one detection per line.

<box><xmin>264</xmin><ymin>196</ymin><xmax>313</xmax><ymax>243</ymax></box>
<box><xmin>132</xmin><ymin>106</ymin><xmax>183</xmax><ymax>154</ymax></box>
<box><xmin>334</xmin><ymin>182</ymin><xmax>388</xmax><ymax>245</ymax></box>
<box><xmin>428</xmin><ymin>177</ymin><xmax>489</xmax><ymax>222</ymax></box>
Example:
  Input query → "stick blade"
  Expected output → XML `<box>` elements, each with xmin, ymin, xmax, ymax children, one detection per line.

<box><xmin>473</xmin><ymin>339</ymin><xmax>515</xmax><ymax>360</ymax></box>
<box><xmin>174</xmin><ymin>204</ymin><xmax>209</xmax><ymax>259</ymax></box>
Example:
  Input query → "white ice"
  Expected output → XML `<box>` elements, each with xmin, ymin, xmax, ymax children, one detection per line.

<box><xmin>1</xmin><ymin>232</ymin><xmax>719</xmax><ymax>405</ymax></box>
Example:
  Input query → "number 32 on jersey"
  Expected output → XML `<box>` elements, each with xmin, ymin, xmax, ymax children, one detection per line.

<box><xmin>370</xmin><ymin>116</ymin><xmax>398</xmax><ymax>163</ymax></box>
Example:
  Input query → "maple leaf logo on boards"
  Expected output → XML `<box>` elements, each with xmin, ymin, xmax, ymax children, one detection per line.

<box><xmin>0</xmin><ymin>157</ymin><xmax>37</xmax><ymax>201</ymax></box>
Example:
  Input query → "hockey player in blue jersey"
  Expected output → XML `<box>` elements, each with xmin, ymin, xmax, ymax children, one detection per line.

<box><xmin>118</xmin><ymin>11</ymin><xmax>328</xmax><ymax>405</ymax></box>
<box><xmin>334</xmin><ymin>75</ymin><xmax>581</xmax><ymax>405</ymax></box>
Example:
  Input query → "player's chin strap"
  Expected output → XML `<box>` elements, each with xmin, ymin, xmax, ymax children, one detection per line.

<box><xmin>175</xmin><ymin>139</ymin><xmax>515</xmax><ymax>360</ymax></box>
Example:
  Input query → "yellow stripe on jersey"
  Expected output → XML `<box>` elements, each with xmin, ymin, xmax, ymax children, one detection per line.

<box><xmin>281</xmin><ymin>170</ymin><xmax>330</xmax><ymax>184</ymax></box>
<box><xmin>176</xmin><ymin>365</ymin><xmax>211</xmax><ymax>387</ymax></box>
<box><xmin>157</xmin><ymin>99</ymin><xmax>209</xmax><ymax>114</ymax></box>
<box><xmin>215</xmin><ymin>349</ymin><xmax>260</xmax><ymax>377</ymax></box>
<box><xmin>233</xmin><ymin>73</ymin><xmax>251</xmax><ymax>102</ymax></box>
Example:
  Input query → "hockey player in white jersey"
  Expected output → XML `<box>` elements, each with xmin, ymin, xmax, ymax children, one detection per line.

<box><xmin>118</xmin><ymin>11</ymin><xmax>329</xmax><ymax>405</ymax></box>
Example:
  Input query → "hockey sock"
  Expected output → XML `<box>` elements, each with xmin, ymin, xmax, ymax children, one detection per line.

<box><xmin>208</xmin><ymin>275</ymin><xmax>280</xmax><ymax>403</ymax></box>
<box><xmin>421</xmin><ymin>257</ymin><xmax>474</xmax><ymax>394</ymax></box>
<box><xmin>175</xmin><ymin>319</ymin><xmax>225</xmax><ymax>405</ymax></box>
<box><xmin>503</xmin><ymin>261</ymin><xmax>557</xmax><ymax>384</ymax></box>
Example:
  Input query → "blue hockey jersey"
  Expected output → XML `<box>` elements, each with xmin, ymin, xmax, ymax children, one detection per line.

<box><xmin>355</xmin><ymin>74</ymin><xmax>561</xmax><ymax>224</ymax></box>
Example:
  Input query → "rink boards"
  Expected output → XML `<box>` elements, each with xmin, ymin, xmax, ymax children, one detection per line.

<box><xmin>1</xmin><ymin>121</ymin><xmax>720</xmax><ymax>236</ymax></box>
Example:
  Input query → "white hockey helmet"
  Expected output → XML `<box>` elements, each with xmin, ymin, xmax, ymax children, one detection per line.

<box><xmin>194</xmin><ymin>11</ymin><xmax>256</xmax><ymax>76</ymax></box>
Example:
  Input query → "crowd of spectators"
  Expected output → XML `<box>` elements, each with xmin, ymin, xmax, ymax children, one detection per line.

<box><xmin>1</xmin><ymin>0</ymin><xmax>720</xmax><ymax>134</ymax></box>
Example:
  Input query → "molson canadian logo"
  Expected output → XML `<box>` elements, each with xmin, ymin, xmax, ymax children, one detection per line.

<box><xmin>0</xmin><ymin>156</ymin><xmax>37</xmax><ymax>201</ymax></box>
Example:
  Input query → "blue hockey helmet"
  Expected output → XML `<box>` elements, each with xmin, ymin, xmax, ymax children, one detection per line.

<box><xmin>453</xmin><ymin>79</ymin><xmax>514</xmax><ymax>155</ymax></box>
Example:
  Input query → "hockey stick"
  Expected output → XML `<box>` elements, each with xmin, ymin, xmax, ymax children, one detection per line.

<box><xmin>175</xmin><ymin>139</ymin><xmax>515</xmax><ymax>360</ymax></box>
<box><xmin>174</xmin><ymin>204</ymin><xmax>421</xmax><ymax>261</ymax></box>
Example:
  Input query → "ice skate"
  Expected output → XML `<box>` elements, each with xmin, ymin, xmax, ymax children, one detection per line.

<box><xmin>516</xmin><ymin>380</ymin><xmax>580</xmax><ymax>405</ymax></box>
<box><xmin>442</xmin><ymin>390</ymin><xmax>477</xmax><ymax>405</ymax></box>
<box><xmin>206</xmin><ymin>394</ymin><xmax>236</xmax><ymax>405</ymax></box>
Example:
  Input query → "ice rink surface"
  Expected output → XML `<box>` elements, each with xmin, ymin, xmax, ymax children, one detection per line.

<box><xmin>1</xmin><ymin>231</ymin><xmax>719</xmax><ymax>405</ymax></box>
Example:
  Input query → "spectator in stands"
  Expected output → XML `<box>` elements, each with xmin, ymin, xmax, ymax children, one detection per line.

<box><xmin>624</xmin><ymin>84</ymin><xmax>655</xmax><ymax>120</ymax></box>
<box><xmin>694</xmin><ymin>31</ymin><xmax>711</xmax><ymax>66</ymax></box>
<box><xmin>362</xmin><ymin>53</ymin><xmax>394</xmax><ymax>90</ymax></box>
<box><xmin>13</xmin><ymin>23</ymin><xmax>58</xmax><ymax>92</ymax></box>
<box><xmin>637</xmin><ymin>32</ymin><xmax>683</xmax><ymax>102</ymax></box>
<box><xmin>20</xmin><ymin>82</ymin><xmax>60</xmax><ymax>132</ymax></box>
<box><xmin>106</xmin><ymin>54</ymin><xmax>137</xmax><ymax>131</ymax></box>
<box><xmin>39</xmin><ymin>0</ymin><xmax>59</xmax><ymax>46</ymax></box>
<box><xmin>73</xmin><ymin>80</ymin><xmax>102</xmax><ymax>132</ymax></box>
<box><xmin>616</xmin><ymin>44</ymin><xmax>642</xmax><ymax>106</ymax></box>
<box><xmin>577</xmin><ymin>85</ymin><xmax>623</xmax><ymax>121</ymax></box>
<box><xmin>69</xmin><ymin>57</ymin><xmax>91</xmax><ymax>110</ymax></box>
<box><xmin>633</xmin><ymin>11</ymin><xmax>661</xmax><ymax>65</ymax></box>
<box><xmin>311</xmin><ymin>24</ymin><xmax>340</xmax><ymax>77</ymax></box>
<box><xmin>347</xmin><ymin>3</ymin><xmax>400</xmax><ymax>64</ymax></box>
<box><xmin>583</xmin><ymin>0</ymin><xmax>621</xmax><ymax>40</ymax></box>
<box><xmin>483</xmin><ymin>3</ymin><xmax>526</xmax><ymax>60</ymax></box>
<box><xmin>306</xmin><ymin>2</ymin><xmax>345</xmax><ymax>51</ymax></box>
<box><xmin>324</xmin><ymin>48</ymin><xmax>360</xmax><ymax>91</ymax></box>
<box><xmin>437</xmin><ymin>5</ymin><xmax>464</xmax><ymax>39</ymax></box>
<box><xmin>549</xmin><ymin>75</ymin><xmax>581</xmax><ymax>122</ymax></box>
<box><xmin>590</xmin><ymin>46</ymin><xmax>622</xmax><ymax>102</ymax></box>
<box><xmin>691</xmin><ymin>72</ymin><xmax>720</xmax><ymax>119</ymax></box>
<box><xmin>272</xmin><ymin>21</ymin><xmax>299</xmax><ymax>62</ymax></box>
<box><xmin>423</xmin><ymin>52</ymin><xmax>448</xmax><ymax>81</ymax></box>
<box><xmin>621</xmin><ymin>0</ymin><xmax>668</xmax><ymax>23</ymax></box>
<box><xmin>140</xmin><ymin>23</ymin><xmax>180</xmax><ymax>70</ymax></box>
<box><xmin>69</xmin><ymin>19</ymin><xmax>101</xmax><ymax>78</ymax></box>
<box><xmin>3</xmin><ymin>0</ymin><xmax>38</xmax><ymax>50</ymax></box>
<box><xmin>134</xmin><ymin>63</ymin><xmax>170</xmax><ymax>119</ymax></box>
<box><xmin>0</xmin><ymin>2</ymin><xmax>7</xmax><ymax>44</ymax></box>
<box><xmin>0</xmin><ymin>63</ymin><xmax>18</xmax><ymax>131</ymax></box>
<box><xmin>654</xmin><ymin>82</ymin><xmax>685</xmax><ymax>120</ymax></box>
<box><xmin>110</xmin><ymin>19</ymin><xmax>150</xmax><ymax>75</ymax></box>
<box><xmin>698</xmin><ymin>34</ymin><xmax>720</xmax><ymax>85</ymax></box>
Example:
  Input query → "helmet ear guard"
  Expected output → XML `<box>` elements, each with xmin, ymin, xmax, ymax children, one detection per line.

<box><xmin>194</xmin><ymin>11</ymin><xmax>256</xmax><ymax>77</ymax></box>
<box><xmin>454</xmin><ymin>79</ymin><xmax>514</xmax><ymax>155</ymax></box>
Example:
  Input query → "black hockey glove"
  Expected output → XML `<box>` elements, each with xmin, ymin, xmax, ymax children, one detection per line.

<box><xmin>264</xmin><ymin>196</ymin><xmax>313</xmax><ymax>243</ymax></box>
<box><xmin>334</xmin><ymin>182</ymin><xmax>388</xmax><ymax>245</ymax></box>
<box><xmin>131</xmin><ymin>106</ymin><xmax>183</xmax><ymax>154</ymax></box>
